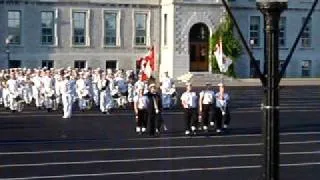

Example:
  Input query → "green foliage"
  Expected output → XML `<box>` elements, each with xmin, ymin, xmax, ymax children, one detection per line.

<box><xmin>210</xmin><ymin>16</ymin><xmax>242</xmax><ymax>77</ymax></box>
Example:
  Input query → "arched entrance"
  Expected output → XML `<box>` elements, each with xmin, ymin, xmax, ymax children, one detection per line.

<box><xmin>189</xmin><ymin>23</ymin><xmax>210</xmax><ymax>72</ymax></box>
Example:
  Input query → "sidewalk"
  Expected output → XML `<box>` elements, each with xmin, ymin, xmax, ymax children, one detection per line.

<box><xmin>175</xmin><ymin>78</ymin><xmax>320</xmax><ymax>87</ymax></box>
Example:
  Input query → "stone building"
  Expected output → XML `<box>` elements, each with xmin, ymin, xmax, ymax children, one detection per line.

<box><xmin>0</xmin><ymin>0</ymin><xmax>319</xmax><ymax>78</ymax></box>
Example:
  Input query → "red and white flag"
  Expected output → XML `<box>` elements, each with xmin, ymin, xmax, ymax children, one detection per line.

<box><xmin>138</xmin><ymin>46</ymin><xmax>156</xmax><ymax>80</ymax></box>
<box><xmin>214</xmin><ymin>38</ymin><xmax>232</xmax><ymax>73</ymax></box>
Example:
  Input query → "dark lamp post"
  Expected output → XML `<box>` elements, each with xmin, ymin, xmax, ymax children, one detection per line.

<box><xmin>256</xmin><ymin>0</ymin><xmax>287</xmax><ymax>180</ymax></box>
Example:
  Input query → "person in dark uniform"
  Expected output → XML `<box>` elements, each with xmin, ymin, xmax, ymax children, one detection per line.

<box><xmin>214</xmin><ymin>82</ymin><xmax>231</xmax><ymax>133</ymax></box>
<box><xmin>146</xmin><ymin>83</ymin><xmax>163</xmax><ymax>136</ymax></box>
<box><xmin>180</xmin><ymin>82</ymin><xmax>198</xmax><ymax>135</ymax></box>
<box><xmin>199</xmin><ymin>82</ymin><xmax>215</xmax><ymax>133</ymax></box>
<box><xmin>133</xmin><ymin>86</ymin><xmax>149</xmax><ymax>135</ymax></box>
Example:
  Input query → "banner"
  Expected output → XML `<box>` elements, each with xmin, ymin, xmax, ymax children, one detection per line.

<box><xmin>137</xmin><ymin>46</ymin><xmax>156</xmax><ymax>80</ymax></box>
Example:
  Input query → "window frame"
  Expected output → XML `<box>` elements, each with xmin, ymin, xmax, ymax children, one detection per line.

<box><xmin>301</xmin><ymin>17</ymin><xmax>312</xmax><ymax>48</ymax></box>
<box><xmin>74</xmin><ymin>60</ymin><xmax>87</xmax><ymax>69</ymax></box>
<box><xmin>102</xmin><ymin>9</ymin><xmax>121</xmax><ymax>48</ymax></box>
<box><xmin>70</xmin><ymin>9</ymin><xmax>91</xmax><ymax>47</ymax></box>
<box><xmin>279</xmin><ymin>16</ymin><xmax>287</xmax><ymax>48</ymax></box>
<box><xmin>42</xmin><ymin>60</ymin><xmax>54</xmax><ymax>69</ymax></box>
<box><xmin>248</xmin><ymin>15</ymin><xmax>261</xmax><ymax>48</ymax></box>
<box><xmin>7</xmin><ymin>10</ymin><xmax>22</xmax><ymax>45</ymax></box>
<box><xmin>106</xmin><ymin>60</ymin><xmax>118</xmax><ymax>70</ymax></box>
<box><xmin>301</xmin><ymin>60</ymin><xmax>312</xmax><ymax>77</ymax></box>
<box><xmin>133</xmin><ymin>10</ymin><xmax>151</xmax><ymax>48</ymax></box>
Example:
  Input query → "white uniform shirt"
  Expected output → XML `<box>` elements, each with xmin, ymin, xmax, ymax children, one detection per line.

<box><xmin>133</xmin><ymin>95</ymin><xmax>148</xmax><ymax>109</ymax></box>
<box><xmin>200</xmin><ymin>90</ymin><xmax>215</xmax><ymax>104</ymax></box>
<box><xmin>7</xmin><ymin>79</ymin><xmax>18</xmax><ymax>94</ymax></box>
<box><xmin>60</xmin><ymin>80</ymin><xmax>73</xmax><ymax>95</ymax></box>
<box><xmin>215</xmin><ymin>92</ymin><xmax>230</xmax><ymax>108</ymax></box>
<box><xmin>180</xmin><ymin>92</ymin><xmax>198</xmax><ymax>108</ymax></box>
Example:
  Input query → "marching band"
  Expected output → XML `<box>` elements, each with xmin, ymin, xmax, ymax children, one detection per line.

<box><xmin>0</xmin><ymin>67</ymin><xmax>231</xmax><ymax>136</ymax></box>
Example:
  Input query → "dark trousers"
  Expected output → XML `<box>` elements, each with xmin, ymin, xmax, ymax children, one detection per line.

<box><xmin>147</xmin><ymin>110</ymin><xmax>161</xmax><ymax>135</ymax></box>
<box><xmin>214</xmin><ymin>106</ymin><xmax>231</xmax><ymax>129</ymax></box>
<box><xmin>201</xmin><ymin>104</ymin><xmax>214</xmax><ymax>126</ymax></box>
<box><xmin>183</xmin><ymin>108</ymin><xmax>197</xmax><ymax>131</ymax></box>
<box><xmin>137</xmin><ymin>109</ymin><xmax>148</xmax><ymax>128</ymax></box>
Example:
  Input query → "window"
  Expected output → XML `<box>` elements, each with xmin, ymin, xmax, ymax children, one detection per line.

<box><xmin>250</xmin><ymin>60</ymin><xmax>260</xmax><ymax>78</ymax></box>
<box><xmin>42</xmin><ymin>60</ymin><xmax>54</xmax><ymax>69</ymax></box>
<box><xmin>106</xmin><ymin>60</ymin><xmax>117</xmax><ymax>70</ymax></box>
<box><xmin>72</xmin><ymin>10</ymin><xmax>90</xmax><ymax>46</ymax></box>
<box><xmin>74</xmin><ymin>60</ymin><xmax>86</xmax><ymax>69</ymax></box>
<box><xmin>164</xmin><ymin>14</ymin><xmax>167</xmax><ymax>46</ymax></box>
<box><xmin>301</xmin><ymin>17</ymin><xmax>312</xmax><ymax>47</ymax></box>
<box><xmin>41</xmin><ymin>11</ymin><xmax>54</xmax><ymax>45</ymax></box>
<box><xmin>301</xmin><ymin>60</ymin><xmax>311</xmax><ymax>77</ymax></box>
<box><xmin>104</xmin><ymin>11</ymin><xmax>120</xmax><ymax>46</ymax></box>
<box><xmin>249</xmin><ymin>16</ymin><xmax>260</xmax><ymax>47</ymax></box>
<box><xmin>9</xmin><ymin>60</ymin><xmax>21</xmax><ymax>68</ymax></box>
<box><xmin>279</xmin><ymin>17</ymin><xmax>286</xmax><ymax>47</ymax></box>
<box><xmin>8</xmin><ymin>11</ymin><xmax>21</xmax><ymax>44</ymax></box>
<box><xmin>134</xmin><ymin>13</ymin><xmax>148</xmax><ymax>46</ymax></box>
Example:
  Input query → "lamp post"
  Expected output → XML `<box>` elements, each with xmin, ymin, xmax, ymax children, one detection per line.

<box><xmin>256</xmin><ymin>1</ymin><xmax>287</xmax><ymax>180</ymax></box>
<box><xmin>5</xmin><ymin>35</ymin><xmax>13</xmax><ymax>68</ymax></box>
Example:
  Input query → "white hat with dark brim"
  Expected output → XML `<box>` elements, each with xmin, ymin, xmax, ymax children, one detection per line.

<box><xmin>148</xmin><ymin>83</ymin><xmax>156</xmax><ymax>88</ymax></box>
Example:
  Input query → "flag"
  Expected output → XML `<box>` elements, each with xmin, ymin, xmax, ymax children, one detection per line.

<box><xmin>144</xmin><ymin>46</ymin><xmax>155</xmax><ymax>71</ymax></box>
<box><xmin>214</xmin><ymin>38</ymin><xmax>232</xmax><ymax>73</ymax></box>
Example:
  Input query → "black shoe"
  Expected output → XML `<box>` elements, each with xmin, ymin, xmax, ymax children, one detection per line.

<box><xmin>11</xmin><ymin>110</ymin><xmax>16</xmax><ymax>113</ymax></box>
<box><xmin>47</xmin><ymin>108</ymin><xmax>52</xmax><ymax>112</ymax></box>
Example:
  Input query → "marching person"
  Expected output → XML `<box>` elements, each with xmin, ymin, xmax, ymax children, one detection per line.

<box><xmin>7</xmin><ymin>72</ymin><xmax>20</xmax><ymax>112</ymax></box>
<box><xmin>42</xmin><ymin>70</ymin><xmax>55</xmax><ymax>112</ymax></box>
<box><xmin>133</xmin><ymin>85</ymin><xmax>149</xmax><ymax>135</ymax></box>
<box><xmin>60</xmin><ymin>74</ymin><xmax>73</xmax><ymax>119</ymax></box>
<box><xmin>160</xmin><ymin>71</ymin><xmax>176</xmax><ymax>109</ymax></box>
<box><xmin>76</xmin><ymin>72</ymin><xmax>90</xmax><ymax>112</ymax></box>
<box><xmin>199</xmin><ymin>82</ymin><xmax>216</xmax><ymax>132</ymax></box>
<box><xmin>98</xmin><ymin>72</ymin><xmax>113</xmax><ymax>114</ymax></box>
<box><xmin>180</xmin><ymin>82</ymin><xmax>198</xmax><ymax>135</ymax></box>
<box><xmin>32</xmin><ymin>70</ymin><xmax>43</xmax><ymax>109</ymax></box>
<box><xmin>214</xmin><ymin>82</ymin><xmax>231</xmax><ymax>133</ymax></box>
<box><xmin>146</xmin><ymin>83</ymin><xmax>163</xmax><ymax>136</ymax></box>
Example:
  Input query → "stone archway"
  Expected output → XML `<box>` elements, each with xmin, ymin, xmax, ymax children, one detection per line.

<box><xmin>189</xmin><ymin>23</ymin><xmax>210</xmax><ymax>72</ymax></box>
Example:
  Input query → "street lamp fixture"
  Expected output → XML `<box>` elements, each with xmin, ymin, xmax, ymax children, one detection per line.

<box><xmin>5</xmin><ymin>35</ymin><xmax>13</xmax><ymax>68</ymax></box>
<box><xmin>256</xmin><ymin>0</ymin><xmax>288</xmax><ymax>180</ymax></box>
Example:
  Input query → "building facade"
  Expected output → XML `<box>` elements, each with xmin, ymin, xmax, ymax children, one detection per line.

<box><xmin>0</xmin><ymin>0</ymin><xmax>319</xmax><ymax>78</ymax></box>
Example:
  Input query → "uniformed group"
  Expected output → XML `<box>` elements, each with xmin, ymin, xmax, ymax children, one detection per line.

<box><xmin>0</xmin><ymin>67</ymin><xmax>230</xmax><ymax>136</ymax></box>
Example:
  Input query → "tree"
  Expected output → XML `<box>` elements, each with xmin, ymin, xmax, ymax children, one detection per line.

<box><xmin>210</xmin><ymin>15</ymin><xmax>242</xmax><ymax>77</ymax></box>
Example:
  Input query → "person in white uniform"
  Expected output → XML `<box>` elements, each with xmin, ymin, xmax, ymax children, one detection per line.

<box><xmin>214</xmin><ymin>82</ymin><xmax>231</xmax><ymax>133</ymax></box>
<box><xmin>98</xmin><ymin>73</ymin><xmax>113</xmax><ymax>114</ymax></box>
<box><xmin>133</xmin><ymin>86</ymin><xmax>149</xmax><ymax>134</ymax></box>
<box><xmin>199</xmin><ymin>82</ymin><xmax>216</xmax><ymax>132</ymax></box>
<box><xmin>180</xmin><ymin>83</ymin><xmax>198</xmax><ymax>135</ymax></box>
<box><xmin>42</xmin><ymin>71</ymin><xmax>55</xmax><ymax>111</ymax></box>
<box><xmin>160</xmin><ymin>71</ymin><xmax>176</xmax><ymax>109</ymax></box>
<box><xmin>7</xmin><ymin>73</ymin><xmax>20</xmax><ymax>112</ymax></box>
<box><xmin>60</xmin><ymin>74</ymin><xmax>73</xmax><ymax>119</ymax></box>
<box><xmin>32</xmin><ymin>70</ymin><xmax>43</xmax><ymax>109</ymax></box>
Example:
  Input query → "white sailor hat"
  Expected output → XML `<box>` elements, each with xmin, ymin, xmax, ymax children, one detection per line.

<box><xmin>205</xmin><ymin>82</ymin><xmax>211</xmax><ymax>85</ymax></box>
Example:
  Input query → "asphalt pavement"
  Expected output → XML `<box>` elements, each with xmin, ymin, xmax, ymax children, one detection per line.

<box><xmin>0</xmin><ymin>86</ymin><xmax>320</xmax><ymax>180</ymax></box>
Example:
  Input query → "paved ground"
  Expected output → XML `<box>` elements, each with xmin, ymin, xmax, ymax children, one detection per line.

<box><xmin>0</xmin><ymin>86</ymin><xmax>320</xmax><ymax>180</ymax></box>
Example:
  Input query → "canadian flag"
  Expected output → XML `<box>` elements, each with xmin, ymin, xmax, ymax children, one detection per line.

<box><xmin>138</xmin><ymin>46</ymin><xmax>156</xmax><ymax>80</ymax></box>
<box><xmin>214</xmin><ymin>38</ymin><xmax>232</xmax><ymax>73</ymax></box>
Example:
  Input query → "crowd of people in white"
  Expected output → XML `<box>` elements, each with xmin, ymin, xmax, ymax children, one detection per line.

<box><xmin>0</xmin><ymin>67</ymin><xmax>230</xmax><ymax>136</ymax></box>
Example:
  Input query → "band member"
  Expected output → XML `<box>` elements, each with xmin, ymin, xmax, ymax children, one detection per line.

<box><xmin>32</xmin><ymin>70</ymin><xmax>43</xmax><ymax>109</ymax></box>
<box><xmin>42</xmin><ymin>70</ymin><xmax>55</xmax><ymax>112</ymax></box>
<box><xmin>76</xmin><ymin>73</ymin><xmax>90</xmax><ymax>111</ymax></box>
<box><xmin>214</xmin><ymin>82</ymin><xmax>231</xmax><ymax>133</ymax></box>
<box><xmin>22</xmin><ymin>74</ymin><xmax>33</xmax><ymax>105</ymax></box>
<box><xmin>2</xmin><ymin>74</ymin><xmax>10</xmax><ymax>109</ymax></box>
<box><xmin>60</xmin><ymin>74</ymin><xmax>73</xmax><ymax>119</ymax></box>
<box><xmin>199</xmin><ymin>82</ymin><xmax>216</xmax><ymax>132</ymax></box>
<box><xmin>160</xmin><ymin>71</ymin><xmax>176</xmax><ymax>109</ymax></box>
<box><xmin>98</xmin><ymin>73</ymin><xmax>113</xmax><ymax>114</ymax></box>
<box><xmin>114</xmin><ymin>71</ymin><xmax>128</xmax><ymax>108</ymax></box>
<box><xmin>180</xmin><ymin>82</ymin><xmax>198</xmax><ymax>135</ymax></box>
<box><xmin>91</xmin><ymin>69</ymin><xmax>101</xmax><ymax>106</ymax></box>
<box><xmin>133</xmin><ymin>86</ymin><xmax>149</xmax><ymax>135</ymax></box>
<box><xmin>146</xmin><ymin>83</ymin><xmax>163</xmax><ymax>136</ymax></box>
<box><xmin>7</xmin><ymin>72</ymin><xmax>20</xmax><ymax>112</ymax></box>
<box><xmin>127</xmin><ymin>77</ymin><xmax>135</xmax><ymax>109</ymax></box>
